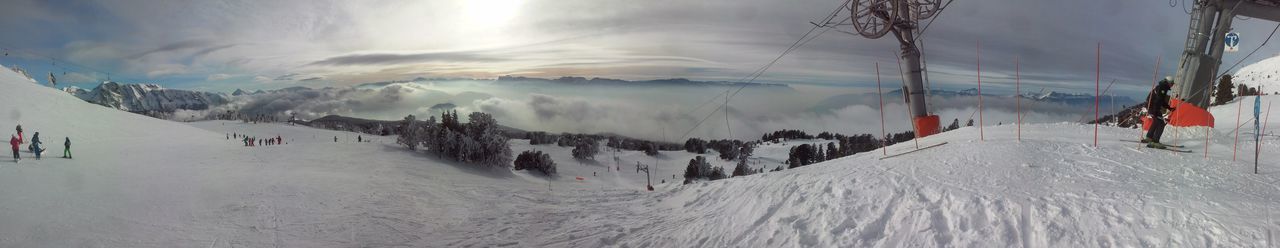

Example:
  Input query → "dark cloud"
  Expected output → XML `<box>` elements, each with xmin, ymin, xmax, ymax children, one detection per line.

<box><xmin>191</xmin><ymin>44</ymin><xmax>237</xmax><ymax>58</ymax></box>
<box><xmin>274</xmin><ymin>73</ymin><xmax>301</xmax><ymax>81</ymax></box>
<box><xmin>129</xmin><ymin>40</ymin><xmax>213</xmax><ymax>60</ymax></box>
<box><xmin>299</xmin><ymin>77</ymin><xmax>323</xmax><ymax>82</ymax></box>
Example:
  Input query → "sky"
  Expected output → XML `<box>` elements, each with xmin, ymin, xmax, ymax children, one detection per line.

<box><xmin>2</xmin><ymin>0</ymin><xmax>1280</xmax><ymax>98</ymax></box>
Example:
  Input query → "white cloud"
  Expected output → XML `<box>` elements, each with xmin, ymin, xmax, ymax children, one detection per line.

<box><xmin>207</xmin><ymin>73</ymin><xmax>233</xmax><ymax>81</ymax></box>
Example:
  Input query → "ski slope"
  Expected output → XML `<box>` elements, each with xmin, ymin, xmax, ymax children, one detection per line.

<box><xmin>0</xmin><ymin>64</ymin><xmax>1278</xmax><ymax>247</ymax></box>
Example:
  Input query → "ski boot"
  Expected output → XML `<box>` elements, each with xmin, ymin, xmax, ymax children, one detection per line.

<box><xmin>1146</xmin><ymin>141</ymin><xmax>1166</xmax><ymax>149</ymax></box>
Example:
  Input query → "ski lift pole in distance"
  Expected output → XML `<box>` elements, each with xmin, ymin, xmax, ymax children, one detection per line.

<box><xmin>636</xmin><ymin>161</ymin><xmax>653</xmax><ymax>191</ymax></box>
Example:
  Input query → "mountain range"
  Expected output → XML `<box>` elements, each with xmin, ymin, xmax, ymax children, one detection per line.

<box><xmin>62</xmin><ymin>81</ymin><xmax>229</xmax><ymax>113</ymax></box>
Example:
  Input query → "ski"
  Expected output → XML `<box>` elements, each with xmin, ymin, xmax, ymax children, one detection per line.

<box><xmin>879</xmin><ymin>142</ymin><xmax>949</xmax><ymax>160</ymax></box>
<box><xmin>1144</xmin><ymin>146</ymin><xmax>1192</xmax><ymax>153</ymax></box>
<box><xmin>1120</xmin><ymin>140</ymin><xmax>1185</xmax><ymax>148</ymax></box>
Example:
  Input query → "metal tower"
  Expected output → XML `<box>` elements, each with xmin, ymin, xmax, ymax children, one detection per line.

<box><xmin>1170</xmin><ymin>0</ymin><xmax>1280</xmax><ymax>127</ymax></box>
<box><xmin>850</xmin><ymin>0</ymin><xmax>943</xmax><ymax>137</ymax></box>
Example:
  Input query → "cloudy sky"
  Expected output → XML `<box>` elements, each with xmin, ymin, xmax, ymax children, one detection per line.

<box><xmin>2</xmin><ymin>0</ymin><xmax>1280</xmax><ymax>98</ymax></box>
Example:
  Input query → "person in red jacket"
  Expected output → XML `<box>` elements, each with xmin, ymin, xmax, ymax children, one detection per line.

<box><xmin>9</xmin><ymin>134</ymin><xmax>19</xmax><ymax>162</ymax></box>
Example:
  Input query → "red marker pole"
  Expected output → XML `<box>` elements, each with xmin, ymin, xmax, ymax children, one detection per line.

<box><xmin>876</xmin><ymin>63</ymin><xmax>887</xmax><ymax>155</ymax></box>
<box><xmin>977</xmin><ymin>41</ymin><xmax>984</xmax><ymax>141</ymax></box>
<box><xmin>1094</xmin><ymin>43</ymin><xmax>1100</xmax><ymax>147</ymax></box>
<box><xmin>1234</xmin><ymin>97</ymin><xmax>1243</xmax><ymax>161</ymax></box>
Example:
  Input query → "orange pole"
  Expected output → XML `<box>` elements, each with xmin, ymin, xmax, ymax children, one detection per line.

<box><xmin>876</xmin><ymin>63</ymin><xmax>887</xmax><ymax>155</ymax></box>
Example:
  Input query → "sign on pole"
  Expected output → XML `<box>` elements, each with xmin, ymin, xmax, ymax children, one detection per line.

<box><xmin>1226</xmin><ymin>32</ymin><xmax>1240</xmax><ymax>52</ymax></box>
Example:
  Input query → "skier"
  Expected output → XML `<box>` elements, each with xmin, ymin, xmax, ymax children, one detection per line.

<box><xmin>334</xmin><ymin>136</ymin><xmax>338</xmax><ymax>142</ymax></box>
<box><xmin>276</xmin><ymin>136</ymin><xmax>282</xmax><ymax>145</ymax></box>
<box><xmin>1143</xmin><ymin>79</ymin><xmax>1176</xmax><ymax>148</ymax></box>
<box><xmin>243</xmin><ymin>136</ymin><xmax>249</xmax><ymax>146</ymax></box>
<box><xmin>15</xmin><ymin>124</ymin><xmax>22</xmax><ymax>144</ymax></box>
<box><xmin>9</xmin><ymin>134</ymin><xmax>19</xmax><ymax>162</ymax></box>
<box><xmin>358</xmin><ymin>135</ymin><xmax>362</xmax><ymax>142</ymax></box>
<box><xmin>29</xmin><ymin>132</ymin><xmax>42</xmax><ymax>159</ymax></box>
<box><xmin>62</xmin><ymin>137</ymin><xmax>71</xmax><ymax>159</ymax></box>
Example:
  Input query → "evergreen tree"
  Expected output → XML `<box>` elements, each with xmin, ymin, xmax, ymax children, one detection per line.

<box><xmin>815</xmin><ymin>149</ymin><xmax>825</xmax><ymax>163</ymax></box>
<box><xmin>826</xmin><ymin>142</ymin><xmax>838</xmax><ymax>160</ymax></box>
<box><xmin>1215</xmin><ymin>74</ymin><xmax>1235</xmax><ymax>105</ymax></box>
<box><xmin>787</xmin><ymin>144</ymin><xmax>814</xmax><ymax>168</ymax></box>
<box><xmin>732</xmin><ymin>158</ymin><xmax>753</xmax><ymax>177</ymax></box>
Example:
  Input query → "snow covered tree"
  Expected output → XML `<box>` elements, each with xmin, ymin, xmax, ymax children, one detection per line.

<box><xmin>527</xmin><ymin>131</ymin><xmax>556</xmax><ymax>145</ymax></box>
<box><xmin>396</xmin><ymin>115</ymin><xmax>421</xmax><ymax>150</ymax></box>
<box><xmin>683</xmin><ymin>156</ymin><xmax>706</xmax><ymax>183</ymax></box>
<box><xmin>966</xmin><ymin>119</ymin><xmax>974</xmax><ymax>127</ymax></box>
<box><xmin>572</xmin><ymin>137</ymin><xmax>599</xmax><ymax>160</ymax></box>
<box><xmin>713</xmin><ymin>140</ymin><xmax>742</xmax><ymax>161</ymax></box>
<box><xmin>738</xmin><ymin>142</ymin><xmax>754</xmax><ymax>160</ymax></box>
<box><xmin>708</xmin><ymin>166</ymin><xmax>727</xmax><ymax>180</ymax></box>
<box><xmin>947</xmin><ymin>118</ymin><xmax>960</xmax><ymax>131</ymax></box>
<box><xmin>607</xmin><ymin>137</ymin><xmax>621</xmax><ymax>151</ymax></box>
<box><xmin>683</xmin><ymin>156</ymin><xmax>724</xmax><ymax>183</ymax></box>
<box><xmin>514</xmin><ymin>150</ymin><xmax>556</xmax><ymax>176</ymax></box>
<box><xmin>684</xmin><ymin>138</ymin><xmax>708</xmax><ymax>154</ymax></box>
<box><xmin>643</xmin><ymin>142</ymin><xmax>660</xmax><ymax>156</ymax></box>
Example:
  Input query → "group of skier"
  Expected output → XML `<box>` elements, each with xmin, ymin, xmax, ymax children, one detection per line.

<box><xmin>230</xmin><ymin>132</ymin><xmax>283</xmax><ymax>147</ymax></box>
<box><xmin>9</xmin><ymin>124</ymin><xmax>71</xmax><ymax>163</ymax></box>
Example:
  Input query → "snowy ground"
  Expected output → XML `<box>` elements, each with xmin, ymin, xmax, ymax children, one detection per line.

<box><xmin>1</xmin><ymin>65</ymin><xmax>1278</xmax><ymax>247</ymax></box>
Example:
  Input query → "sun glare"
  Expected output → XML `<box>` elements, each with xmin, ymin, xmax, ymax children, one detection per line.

<box><xmin>463</xmin><ymin>0</ymin><xmax>525</xmax><ymax>28</ymax></box>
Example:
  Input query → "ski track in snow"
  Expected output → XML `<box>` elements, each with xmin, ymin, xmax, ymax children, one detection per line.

<box><xmin>0</xmin><ymin>65</ymin><xmax>1278</xmax><ymax>247</ymax></box>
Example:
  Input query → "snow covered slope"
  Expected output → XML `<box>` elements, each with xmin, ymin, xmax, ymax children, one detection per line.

<box><xmin>1234</xmin><ymin>54</ymin><xmax>1280</xmax><ymax>94</ymax></box>
<box><xmin>1</xmin><ymin>63</ymin><xmax>1278</xmax><ymax>247</ymax></box>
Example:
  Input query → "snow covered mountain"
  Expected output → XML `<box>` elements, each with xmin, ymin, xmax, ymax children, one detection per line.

<box><xmin>1022</xmin><ymin>90</ymin><xmax>1136</xmax><ymax>106</ymax></box>
<box><xmin>71</xmin><ymin>81</ymin><xmax>229</xmax><ymax>113</ymax></box>
<box><xmin>1233</xmin><ymin>54</ymin><xmax>1280</xmax><ymax>94</ymax></box>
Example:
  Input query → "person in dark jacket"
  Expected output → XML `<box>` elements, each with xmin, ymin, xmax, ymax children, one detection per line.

<box><xmin>1144</xmin><ymin>79</ymin><xmax>1176</xmax><ymax>148</ymax></box>
<box><xmin>62</xmin><ymin>137</ymin><xmax>71</xmax><ymax>159</ymax></box>
<box><xmin>29</xmin><ymin>132</ymin><xmax>43</xmax><ymax>159</ymax></box>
